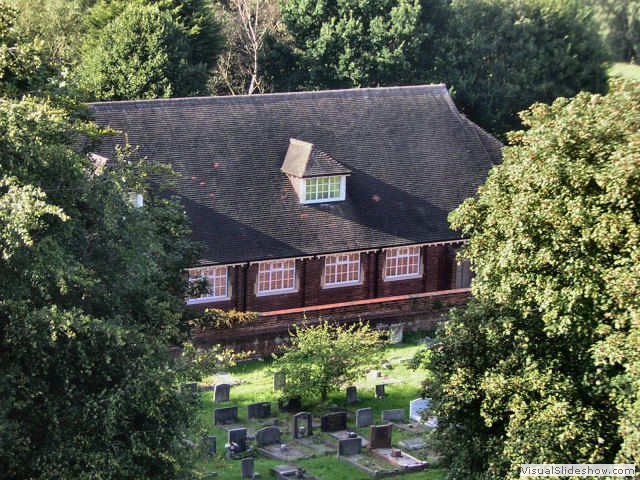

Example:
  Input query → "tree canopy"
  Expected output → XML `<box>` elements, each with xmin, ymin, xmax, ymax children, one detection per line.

<box><xmin>425</xmin><ymin>79</ymin><xmax>640</xmax><ymax>478</ymax></box>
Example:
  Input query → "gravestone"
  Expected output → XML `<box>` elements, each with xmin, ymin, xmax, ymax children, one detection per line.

<box><xmin>409</xmin><ymin>397</ymin><xmax>431</xmax><ymax>422</ymax></box>
<box><xmin>388</xmin><ymin>324</ymin><xmax>404</xmax><ymax>344</ymax></box>
<box><xmin>228</xmin><ymin>428</ymin><xmax>248</xmax><ymax>453</ymax></box>
<box><xmin>182</xmin><ymin>382</ymin><xmax>198</xmax><ymax>394</ymax></box>
<box><xmin>346</xmin><ymin>386</ymin><xmax>358</xmax><ymax>404</ymax></box>
<box><xmin>369</xmin><ymin>424</ymin><xmax>393</xmax><ymax>449</ymax></box>
<box><xmin>338</xmin><ymin>438</ymin><xmax>362</xmax><ymax>456</ymax></box>
<box><xmin>203</xmin><ymin>435</ymin><xmax>216</xmax><ymax>455</ymax></box>
<box><xmin>278</xmin><ymin>397</ymin><xmax>301</xmax><ymax>412</ymax></box>
<box><xmin>248</xmin><ymin>401</ymin><xmax>271</xmax><ymax>419</ymax></box>
<box><xmin>273</xmin><ymin>372</ymin><xmax>286</xmax><ymax>391</ymax></box>
<box><xmin>399</xmin><ymin>438</ymin><xmax>426</xmax><ymax>451</ymax></box>
<box><xmin>381</xmin><ymin>409</ymin><xmax>405</xmax><ymax>423</ymax></box>
<box><xmin>213</xmin><ymin>383</ymin><xmax>231</xmax><ymax>403</ymax></box>
<box><xmin>214</xmin><ymin>406</ymin><xmax>238</xmax><ymax>425</ymax></box>
<box><xmin>255</xmin><ymin>426</ymin><xmax>281</xmax><ymax>446</ymax></box>
<box><xmin>321</xmin><ymin>412</ymin><xmax>347</xmax><ymax>432</ymax></box>
<box><xmin>355</xmin><ymin>408</ymin><xmax>373</xmax><ymax>428</ymax></box>
<box><xmin>375</xmin><ymin>384</ymin><xmax>386</xmax><ymax>399</ymax></box>
<box><xmin>293</xmin><ymin>412</ymin><xmax>313</xmax><ymax>438</ymax></box>
<box><xmin>241</xmin><ymin>457</ymin><xmax>254</xmax><ymax>479</ymax></box>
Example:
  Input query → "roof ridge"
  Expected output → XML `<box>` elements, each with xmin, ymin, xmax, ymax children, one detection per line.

<box><xmin>88</xmin><ymin>84</ymin><xmax>449</xmax><ymax>108</ymax></box>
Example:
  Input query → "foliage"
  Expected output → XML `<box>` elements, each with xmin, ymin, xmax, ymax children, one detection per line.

<box><xmin>426</xmin><ymin>80</ymin><xmax>640</xmax><ymax>478</ymax></box>
<box><xmin>189</xmin><ymin>307</ymin><xmax>259</xmax><ymax>331</ymax></box>
<box><xmin>272</xmin><ymin>321</ymin><xmax>385</xmax><ymax>402</ymax></box>
<box><xmin>585</xmin><ymin>0</ymin><xmax>640</xmax><ymax>61</ymax></box>
<box><xmin>0</xmin><ymin>93</ymin><xmax>203</xmax><ymax>478</ymax></box>
<box><xmin>433</xmin><ymin>0</ymin><xmax>608</xmax><ymax>136</ymax></box>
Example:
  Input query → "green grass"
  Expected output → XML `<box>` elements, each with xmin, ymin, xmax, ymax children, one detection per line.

<box><xmin>190</xmin><ymin>339</ymin><xmax>447</xmax><ymax>480</ymax></box>
<box><xmin>609</xmin><ymin>62</ymin><xmax>640</xmax><ymax>81</ymax></box>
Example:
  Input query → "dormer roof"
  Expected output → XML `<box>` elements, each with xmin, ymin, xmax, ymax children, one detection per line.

<box><xmin>281</xmin><ymin>138</ymin><xmax>351</xmax><ymax>178</ymax></box>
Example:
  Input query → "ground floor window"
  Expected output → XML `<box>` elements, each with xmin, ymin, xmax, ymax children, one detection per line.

<box><xmin>384</xmin><ymin>246</ymin><xmax>421</xmax><ymax>280</ymax></box>
<box><xmin>324</xmin><ymin>252</ymin><xmax>361</xmax><ymax>286</ymax></box>
<box><xmin>257</xmin><ymin>259</ymin><xmax>296</xmax><ymax>294</ymax></box>
<box><xmin>187</xmin><ymin>266</ymin><xmax>228</xmax><ymax>303</ymax></box>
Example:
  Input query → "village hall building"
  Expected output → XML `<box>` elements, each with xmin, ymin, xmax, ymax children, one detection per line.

<box><xmin>90</xmin><ymin>84</ymin><xmax>501</xmax><ymax>348</ymax></box>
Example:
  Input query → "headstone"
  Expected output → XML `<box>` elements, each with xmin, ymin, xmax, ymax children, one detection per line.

<box><xmin>228</xmin><ymin>428</ymin><xmax>248</xmax><ymax>453</ymax></box>
<box><xmin>388</xmin><ymin>324</ymin><xmax>404</xmax><ymax>344</ymax></box>
<box><xmin>367</xmin><ymin>370</ymin><xmax>382</xmax><ymax>379</ymax></box>
<box><xmin>182</xmin><ymin>382</ymin><xmax>198</xmax><ymax>394</ymax></box>
<box><xmin>213</xmin><ymin>383</ymin><xmax>231</xmax><ymax>403</ymax></box>
<box><xmin>241</xmin><ymin>457</ymin><xmax>254</xmax><ymax>479</ymax></box>
<box><xmin>338</xmin><ymin>438</ymin><xmax>362</xmax><ymax>456</ymax></box>
<box><xmin>409</xmin><ymin>398</ymin><xmax>431</xmax><ymax>422</ymax></box>
<box><xmin>293</xmin><ymin>412</ymin><xmax>313</xmax><ymax>438</ymax></box>
<box><xmin>214</xmin><ymin>406</ymin><xmax>238</xmax><ymax>425</ymax></box>
<box><xmin>248</xmin><ymin>402</ymin><xmax>271</xmax><ymax>419</ymax></box>
<box><xmin>273</xmin><ymin>372</ymin><xmax>286</xmax><ymax>391</ymax></box>
<box><xmin>369</xmin><ymin>424</ymin><xmax>393</xmax><ymax>449</ymax></box>
<box><xmin>375</xmin><ymin>384</ymin><xmax>385</xmax><ymax>399</ymax></box>
<box><xmin>346</xmin><ymin>386</ymin><xmax>358</xmax><ymax>404</ymax></box>
<box><xmin>278</xmin><ymin>397</ymin><xmax>301</xmax><ymax>412</ymax></box>
<box><xmin>381</xmin><ymin>409</ymin><xmax>405</xmax><ymax>423</ymax></box>
<box><xmin>255</xmin><ymin>426</ymin><xmax>281</xmax><ymax>446</ymax></box>
<box><xmin>321</xmin><ymin>412</ymin><xmax>347</xmax><ymax>432</ymax></box>
<box><xmin>399</xmin><ymin>438</ymin><xmax>426</xmax><ymax>451</ymax></box>
<box><xmin>203</xmin><ymin>435</ymin><xmax>217</xmax><ymax>455</ymax></box>
<box><xmin>355</xmin><ymin>408</ymin><xmax>373</xmax><ymax>428</ymax></box>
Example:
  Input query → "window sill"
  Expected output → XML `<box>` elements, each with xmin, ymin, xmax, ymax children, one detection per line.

<box><xmin>256</xmin><ymin>287</ymin><xmax>298</xmax><ymax>297</ymax></box>
<box><xmin>322</xmin><ymin>280</ymin><xmax>362</xmax><ymax>289</ymax></box>
<box><xmin>384</xmin><ymin>273</ymin><xmax>422</xmax><ymax>282</ymax></box>
<box><xmin>186</xmin><ymin>296</ymin><xmax>230</xmax><ymax>305</ymax></box>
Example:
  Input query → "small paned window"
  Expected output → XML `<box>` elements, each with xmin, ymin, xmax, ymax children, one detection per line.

<box><xmin>187</xmin><ymin>266</ymin><xmax>228</xmax><ymax>303</ymax></box>
<box><xmin>324</xmin><ymin>253</ymin><xmax>361</xmax><ymax>286</ymax></box>
<box><xmin>257</xmin><ymin>259</ymin><xmax>296</xmax><ymax>294</ymax></box>
<box><xmin>303</xmin><ymin>176</ymin><xmax>344</xmax><ymax>203</ymax></box>
<box><xmin>384</xmin><ymin>246</ymin><xmax>421</xmax><ymax>279</ymax></box>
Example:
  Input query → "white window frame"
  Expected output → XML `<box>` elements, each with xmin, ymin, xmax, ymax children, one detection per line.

<box><xmin>323</xmin><ymin>252</ymin><xmax>361</xmax><ymax>287</ymax></box>
<box><xmin>186</xmin><ymin>266</ymin><xmax>229</xmax><ymax>304</ymax></box>
<box><xmin>301</xmin><ymin>175</ymin><xmax>346</xmax><ymax>204</ymax></box>
<box><xmin>384</xmin><ymin>246</ymin><xmax>422</xmax><ymax>280</ymax></box>
<box><xmin>256</xmin><ymin>259</ymin><xmax>297</xmax><ymax>295</ymax></box>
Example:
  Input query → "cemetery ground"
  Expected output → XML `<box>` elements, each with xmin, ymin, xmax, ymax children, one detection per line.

<box><xmin>190</xmin><ymin>336</ymin><xmax>447</xmax><ymax>479</ymax></box>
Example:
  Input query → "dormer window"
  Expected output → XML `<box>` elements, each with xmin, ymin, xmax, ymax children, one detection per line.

<box><xmin>281</xmin><ymin>138</ymin><xmax>351</xmax><ymax>204</ymax></box>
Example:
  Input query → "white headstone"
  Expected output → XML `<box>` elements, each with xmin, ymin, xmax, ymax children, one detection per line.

<box><xmin>409</xmin><ymin>397</ymin><xmax>431</xmax><ymax>422</ymax></box>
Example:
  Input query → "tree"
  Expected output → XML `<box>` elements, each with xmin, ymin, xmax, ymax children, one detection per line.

<box><xmin>77</xmin><ymin>1</ymin><xmax>223</xmax><ymax>100</ymax></box>
<box><xmin>425</xmin><ymin>80</ymin><xmax>640</xmax><ymax>478</ymax></box>
<box><xmin>278</xmin><ymin>0</ymin><xmax>429</xmax><ymax>89</ymax></box>
<box><xmin>0</xmin><ymin>91</ymin><xmax>203</xmax><ymax>478</ymax></box>
<box><xmin>272</xmin><ymin>321</ymin><xmax>384</xmax><ymax>402</ymax></box>
<box><xmin>585</xmin><ymin>0</ymin><xmax>640</xmax><ymax>61</ymax></box>
<box><xmin>433</xmin><ymin>0</ymin><xmax>608</xmax><ymax>136</ymax></box>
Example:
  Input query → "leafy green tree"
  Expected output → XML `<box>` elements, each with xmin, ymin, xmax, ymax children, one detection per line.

<box><xmin>434</xmin><ymin>0</ymin><xmax>608</xmax><ymax>135</ymax></box>
<box><xmin>425</xmin><ymin>80</ymin><xmax>640</xmax><ymax>478</ymax></box>
<box><xmin>585</xmin><ymin>0</ymin><xmax>640</xmax><ymax>61</ymax></box>
<box><xmin>273</xmin><ymin>321</ymin><xmax>384</xmax><ymax>402</ymax></box>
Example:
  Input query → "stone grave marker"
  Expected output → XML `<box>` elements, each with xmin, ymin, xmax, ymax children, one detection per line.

<box><xmin>241</xmin><ymin>457</ymin><xmax>254</xmax><ymax>479</ymax></box>
<box><xmin>203</xmin><ymin>435</ymin><xmax>216</xmax><ymax>455</ymax></box>
<box><xmin>321</xmin><ymin>412</ymin><xmax>347</xmax><ymax>432</ymax></box>
<box><xmin>278</xmin><ymin>397</ymin><xmax>301</xmax><ymax>412</ymax></box>
<box><xmin>381</xmin><ymin>409</ymin><xmax>404</xmax><ymax>423</ymax></box>
<box><xmin>293</xmin><ymin>412</ymin><xmax>313</xmax><ymax>438</ymax></box>
<box><xmin>375</xmin><ymin>384</ymin><xmax>385</xmax><ymax>399</ymax></box>
<box><xmin>214</xmin><ymin>406</ymin><xmax>238</xmax><ymax>425</ymax></box>
<box><xmin>338</xmin><ymin>438</ymin><xmax>362</xmax><ymax>456</ymax></box>
<box><xmin>213</xmin><ymin>383</ymin><xmax>231</xmax><ymax>403</ymax></box>
<box><xmin>273</xmin><ymin>372</ymin><xmax>286</xmax><ymax>391</ymax></box>
<box><xmin>355</xmin><ymin>408</ymin><xmax>373</xmax><ymax>428</ymax></box>
<box><xmin>388</xmin><ymin>324</ymin><xmax>404</xmax><ymax>344</ymax></box>
<box><xmin>228</xmin><ymin>428</ymin><xmax>248</xmax><ymax>453</ymax></box>
<box><xmin>369</xmin><ymin>424</ymin><xmax>393</xmax><ymax>449</ymax></box>
<box><xmin>399</xmin><ymin>438</ymin><xmax>426</xmax><ymax>451</ymax></box>
<box><xmin>248</xmin><ymin>401</ymin><xmax>271</xmax><ymax>419</ymax></box>
<box><xmin>255</xmin><ymin>426</ymin><xmax>281</xmax><ymax>447</ymax></box>
<box><xmin>409</xmin><ymin>397</ymin><xmax>431</xmax><ymax>422</ymax></box>
<box><xmin>346</xmin><ymin>386</ymin><xmax>358</xmax><ymax>404</ymax></box>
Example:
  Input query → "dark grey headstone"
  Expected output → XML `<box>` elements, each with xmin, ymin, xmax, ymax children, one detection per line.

<box><xmin>203</xmin><ymin>435</ymin><xmax>216</xmax><ymax>455</ymax></box>
<box><xmin>338</xmin><ymin>438</ymin><xmax>362</xmax><ymax>456</ymax></box>
<box><xmin>381</xmin><ymin>409</ymin><xmax>405</xmax><ymax>423</ymax></box>
<box><xmin>346</xmin><ymin>386</ymin><xmax>358</xmax><ymax>404</ymax></box>
<box><xmin>228</xmin><ymin>428</ymin><xmax>248</xmax><ymax>453</ymax></box>
<box><xmin>321</xmin><ymin>412</ymin><xmax>347</xmax><ymax>432</ymax></box>
<box><xmin>375</xmin><ymin>384</ymin><xmax>385</xmax><ymax>399</ymax></box>
<box><xmin>241</xmin><ymin>457</ymin><xmax>254</xmax><ymax>479</ymax></box>
<box><xmin>293</xmin><ymin>412</ymin><xmax>313</xmax><ymax>438</ymax></box>
<box><xmin>255</xmin><ymin>426</ymin><xmax>281</xmax><ymax>446</ymax></box>
<box><xmin>213</xmin><ymin>383</ymin><xmax>231</xmax><ymax>403</ymax></box>
<box><xmin>355</xmin><ymin>408</ymin><xmax>373</xmax><ymax>428</ymax></box>
<box><xmin>214</xmin><ymin>406</ymin><xmax>238</xmax><ymax>425</ymax></box>
<box><xmin>273</xmin><ymin>372</ymin><xmax>286</xmax><ymax>391</ymax></box>
<box><xmin>278</xmin><ymin>397</ymin><xmax>301</xmax><ymax>412</ymax></box>
<box><xmin>369</xmin><ymin>424</ymin><xmax>393</xmax><ymax>449</ymax></box>
<box><xmin>248</xmin><ymin>401</ymin><xmax>271</xmax><ymax>419</ymax></box>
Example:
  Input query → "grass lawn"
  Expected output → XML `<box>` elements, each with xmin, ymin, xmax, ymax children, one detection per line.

<box><xmin>609</xmin><ymin>62</ymin><xmax>640</xmax><ymax>81</ymax></box>
<box><xmin>189</xmin><ymin>338</ymin><xmax>447</xmax><ymax>480</ymax></box>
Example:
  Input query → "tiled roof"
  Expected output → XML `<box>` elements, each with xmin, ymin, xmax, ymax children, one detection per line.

<box><xmin>89</xmin><ymin>84</ymin><xmax>501</xmax><ymax>265</ymax></box>
<box><xmin>281</xmin><ymin>138</ymin><xmax>352</xmax><ymax>178</ymax></box>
